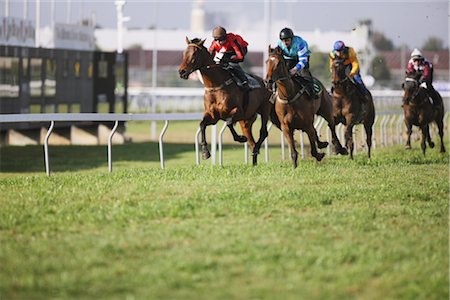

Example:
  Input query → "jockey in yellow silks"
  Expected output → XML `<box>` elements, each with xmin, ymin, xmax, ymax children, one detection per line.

<box><xmin>329</xmin><ymin>40</ymin><xmax>369</xmax><ymax>97</ymax></box>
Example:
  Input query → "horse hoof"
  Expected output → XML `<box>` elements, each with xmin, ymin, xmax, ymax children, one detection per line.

<box><xmin>318</xmin><ymin>141</ymin><xmax>329</xmax><ymax>149</ymax></box>
<box><xmin>202</xmin><ymin>151</ymin><xmax>211</xmax><ymax>160</ymax></box>
<box><xmin>338</xmin><ymin>147</ymin><xmax>348</xmax><ymax>155</ymax></box>
<box><xmin>235</xmin><ymin>135</ymin><xmax>247</xmax><ymax>143</ymax></box>
<box><xmin>316</xmin><ymin>152</ymin><xmax>325</xmax><ymax>162</ymax></box>
<box><xmin>429</xmin><ymin>142</ymin><xmax>435</xmax><ymax>148</ymax></box>
<box><xmin>405</xmin><ymin>145</ymin><xmax>411</xmax><ymax>150</ymax></box>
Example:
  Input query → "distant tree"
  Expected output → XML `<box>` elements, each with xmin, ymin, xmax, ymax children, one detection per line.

<box><xmin>370</xmin><ymin>55</ymin><xmax>391</xmax><ymax>81</ymax></box>
<box><xmin>309</xmin><ymin>52</ymin><xmax>331</xmax><ymax>83</ymax></box>
<box><xmin>422</xmin><ymin>37</ymin><xmax>445</xmax><ymax>51</ymax></box>
<box><xmin>371</xmin><ymin>31</ymin><xmax>394</xmax><ymax>51</ymax></box>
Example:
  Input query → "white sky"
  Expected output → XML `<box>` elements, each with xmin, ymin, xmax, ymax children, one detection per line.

<box><xmin>3</xmin><ymin>0</ymin><xmax>449</xmax><ymax>49</ymax></box>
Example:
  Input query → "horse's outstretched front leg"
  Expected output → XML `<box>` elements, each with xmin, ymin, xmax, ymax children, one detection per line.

<box><xmin>200</xmin><ymin>114</ymin><xmax>216</xmax><ymax>160</ymax></box>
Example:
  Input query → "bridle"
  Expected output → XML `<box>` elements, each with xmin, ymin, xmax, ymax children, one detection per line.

<box><xmin>266</xmin><ymin>53</ymin><xmax>290</xmax><ymax>84</ymax></box>
<box><xmin>403</xmin><ymin>77</ymin><xmax>422</xmax><ymax>103</ymax></box>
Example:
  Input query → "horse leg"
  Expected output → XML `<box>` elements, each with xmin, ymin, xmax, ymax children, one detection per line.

<box><xmin>252</xmin><ymin>112</ymin><xmax>270</xmax><ymax>166</ymax></box>
<box><xmin>405</xmin><ymin>121</ymin><xmax>413</xmax><ymax>150</ymax></box>
<box><xmin>315</xmin><ymin>130</ymin><xmax>329</xmax><ymax>149</ymax></box>
<box><xmin>238</xmin><ymin>119</ymin><xmax>257</xmax><ymax>165</ymax></box>
<box><xmin>328</xmin><ymin>123</ymin><xmax>348</xmax><ymax>155</ymax></box>
<box><xmin>306</xmin><ymin>126</ymin><xmax>325</xmax><ymax>162</ymax></box>
<box><xmin>425</xmin><ymin>124</ymin><xmax>435</xmax><ymax>148</ymax></box>
<box><xmin>200</xmin><ymin>114</ymin><xmax>216</xmax><ymax>160</ymax></box>
<box><xmin>436</xmin><ymin>117</ymin><xmax>446</xmax><ymax>153</ymax></box>
<box><xmin>363</xmin><ymin>121</ymin><xmax>373</xmax><ymax>159</ymax></box>
<box><xmin>226</xmin><ymin>118</ymin><xmax>247</xmax><ymax>143</ymax></box>
<box><xmin>282</xmin><ymin>123</ymin><xmax>298</xmax><ymax>168</ymax></box>
<box><xmin>344</xmin><ymin>123</ymin><xmax>355</xmax><ymax>160</ymax></box>
<box><xmin>420</xmin><ymin>126</ymin><xmax>427</xmax><ymax>156</ymax></box>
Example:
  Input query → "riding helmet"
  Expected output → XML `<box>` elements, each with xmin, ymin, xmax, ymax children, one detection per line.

<box><xmin>213</xmin><ymin>26</ymin><xmax>227</xmax><ymax>41</ymax></box>
<box><xmin>333</xmin><ymin>40</ymin><xmax>345</xmax><ymax>51</ymax></box>
<box><xmin>279</xmin><ymin>28</ymin><xmax>294</xmax><ymax>40</ymax></box>
<box><xmin>411</xmin><ymin>48</ymin><xmax>423</xmax><ymax>60</ymax></box>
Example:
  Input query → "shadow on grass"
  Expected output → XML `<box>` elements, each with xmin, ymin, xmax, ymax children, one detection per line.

<box><xmin>0</xmin><ymin>142</ymin><xmax>197</xmax><ymax>173</ymax></box>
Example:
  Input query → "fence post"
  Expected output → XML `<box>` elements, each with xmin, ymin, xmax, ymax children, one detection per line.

<box><xmin>108</xmin><ymin>120</ymin><xmax>119</xmax><ymax>173</ymax></box>
<box><xmin>44</xmin><ymin>121</ymin><xmax>55</xmax><ymax>176</ymax></box>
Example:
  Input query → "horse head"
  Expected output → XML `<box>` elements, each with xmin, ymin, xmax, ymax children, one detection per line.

<box><xmin>264</xmin><ymin>46</ymin><xmax>289</xmax><ymax>89</ymax></box>
<box><xmin>402</xmin><ymin>72</ymin><xmax>424</xmax><ymax>104</ymax></box>
<box><xmin>178</xmin><ymin>37</ymin><xmax>210</xmax><ymax>79</ymax></box>
<box><xmin>331</xmin><ymin>59</ymin><xmax>348</xmax><ymax>86</ymax></box>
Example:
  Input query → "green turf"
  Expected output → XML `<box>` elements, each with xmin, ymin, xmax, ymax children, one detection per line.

<box><xmin>0</xmin><ymin>142</ymin><xmax>448</xmax><ymax>300</ymax></box>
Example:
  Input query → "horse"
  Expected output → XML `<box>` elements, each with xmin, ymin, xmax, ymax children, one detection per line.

<box><xmin>178</xmin><ymin>37</ymin><xmax>272</xmax><ymax>165</ymax></box>
<box><xmin>402</xmin><ymin>72</ymin><xmax>446</xmax><ymax>155</ymax></box>
<box><xmin>264</xmin><ymin>46</ymin><xmax>347</xmax><ymax>168</ymax></box>
<box><xmin>330</xmin><ymin>58</ymin><xmax>375</xmax><ymax>160</ymax></box>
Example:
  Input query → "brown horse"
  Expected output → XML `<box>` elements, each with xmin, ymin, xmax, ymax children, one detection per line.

<box><xmin>402</xmin><ymin>72</ymin><xmax>445</xmax><ymax>155</ymax></box>
<box><xmin>264</xmin><ymin>46</ymin><xmax>347</xmax><ymax>168</ymax></box>
<box><xmin>178</xmin><ymin>37</ymin><xmax>272</xmax><ymax>165</ymax></box>
<box><xmin>331</xmin><ymin>59</ymin><xmax>375</xmax><ymax>159</ymax></box>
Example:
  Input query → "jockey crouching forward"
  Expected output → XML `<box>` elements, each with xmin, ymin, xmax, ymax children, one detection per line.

<box><xmin>277</xmin><ymin>27</ymin><xmax>318</xmax><ymax>99</ymax></box>
<box><xmin>329</xmin><ymin>40</ymin><xmax>370</xmax><ymax>103</ymax></box>
<box><xmin>209</xmin><ymin>26</ymin><xmax>250</xmax><ymax>91</ymax></box>
<box><xmin>406</xmin><ymin>48</ymin><xmax>442</xmax><ymax>108</ymax></box>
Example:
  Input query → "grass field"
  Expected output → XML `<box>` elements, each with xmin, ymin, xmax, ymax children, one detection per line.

<box><xmin>0</xmin><ymin>135</ymin><xmax>449</xmax><ymax>299</ymax></box>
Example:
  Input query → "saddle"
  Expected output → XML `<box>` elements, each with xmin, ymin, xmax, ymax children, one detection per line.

<box><xmin>292</xmin><ymin>75</ymin><xmax>322</xmax><ymax>99</ymax></box>
<box><xmin>226</xmin><ymin>69</ymin><xmax>261</xmax><ymax>90</ymax></box>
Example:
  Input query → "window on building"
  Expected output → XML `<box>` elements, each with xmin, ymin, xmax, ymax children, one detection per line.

<box><xmin>45</xmin><ymin>59</ymin><xmax>56</xmax><ymax>97</ymax></box>
<box><xmin>0</xmin><ymin>57</ymin><xmax>20</xmax><ymax>98</ymax></box>
<box><xmin>30</xmin><ymin>58</ymin><xmax>42</xmax><ymax>97</ymax></box>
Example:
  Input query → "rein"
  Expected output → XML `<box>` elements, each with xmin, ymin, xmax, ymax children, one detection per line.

<box><xmin>187</xmin><ymin>43</ymin><xmax>234</xmax><ymax>91</ymax></box>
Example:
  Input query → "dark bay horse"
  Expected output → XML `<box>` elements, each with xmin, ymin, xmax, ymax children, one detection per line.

<box><xmin>178</xmin><ymin>37</ymin><xmax>272</xmax><ymax>165</ymax></box>
<box><xmin>402</xmin><ymin>73</ymin><xmax>445</xmax><ymax>155</ymax></box>
<box><xmin>331</xmin><ymin>59</ymin><xmax>375</xmax><ymax>159</ymax></box>
<box><xmin>265</xmin><ymin>46</ymin><xmax>347</xmax><ymax>168</ymax></box>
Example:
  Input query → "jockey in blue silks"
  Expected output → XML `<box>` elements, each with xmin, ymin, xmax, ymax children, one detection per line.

<box><xmin>277</xmin><ymin>27</ymin><xmax>317</xmax><ymax>98</ymax></box>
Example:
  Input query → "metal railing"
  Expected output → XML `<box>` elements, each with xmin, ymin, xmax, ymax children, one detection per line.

<box><xmin>1</xmin><ymin>111</ymin><xmax>449</xmax><ymax>175</ymax></box>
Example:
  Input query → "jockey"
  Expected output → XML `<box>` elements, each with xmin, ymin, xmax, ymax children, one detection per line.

<box><xmin>277</xmin><ymin>27</ymin><xmax>317</xmax><ymax>98</ymax></box>
<box><xmin>208</xmin><ymin>26</ymin><xmax>250</xmax><ymax>91</ymax></box>
<box><xmin>406</xmin><ymin>48</ymin><xmax>441</xmax><ymax>107</ymax></box>
<box><xmin>329</xmin><ymin>40</ymin><xmax>370</xmax><ymax>101</ymax></box>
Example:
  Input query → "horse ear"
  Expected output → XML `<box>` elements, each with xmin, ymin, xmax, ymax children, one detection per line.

<box><xmin>185</xmin><ymin>36</ymin><xmax>190</xmax><ymax>45</ymax></box>
<box><xmin>268</xmin><ymin>45</ymin><xmax>271</xmax><ymax>53</ymax></box>
<box><xmin>199</xmin><ymin>38</ymin><xmax>206</xmax><ymax>46</ymax></box>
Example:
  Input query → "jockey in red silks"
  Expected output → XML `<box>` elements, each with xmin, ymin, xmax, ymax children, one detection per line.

<box><xmin>208</xmin><ymin>26</ymin><xmax>250</xmax><ymax>91</ymax></box>
<box><xmin>406</xmin><ymin>48</ymin><xmax>441</xmax><ymax>107</ymax></box>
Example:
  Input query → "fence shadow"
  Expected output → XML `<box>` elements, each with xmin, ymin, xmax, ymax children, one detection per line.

<box><xmin>0</xmin><ymin>142</ymin><xmax>196</xmax><ymax>173</ymax></box>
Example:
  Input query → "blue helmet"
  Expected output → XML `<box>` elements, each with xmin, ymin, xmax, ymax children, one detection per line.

<box><xmin>333</xmin><ymin>40</ymin><xmax>345</xmax><ymax>51</ymax></box>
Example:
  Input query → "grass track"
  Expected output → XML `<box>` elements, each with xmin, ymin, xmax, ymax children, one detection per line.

<box><xmin>0</xmin><ymin>142</ymin><xmax>449</xmax><ymax>299</ymax></box>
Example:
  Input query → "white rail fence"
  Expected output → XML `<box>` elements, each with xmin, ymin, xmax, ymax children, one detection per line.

<box><xmin>1</xmin><ymin>111</ymin><xmax>449</xmax><ymax>175</ymax></box>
